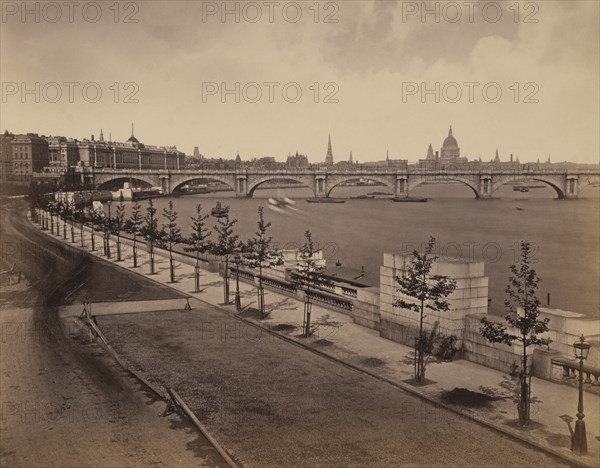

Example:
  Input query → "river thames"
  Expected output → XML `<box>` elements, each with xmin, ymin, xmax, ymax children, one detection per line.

<box><xmin>121</xmin><ymin>182</ymin><xmax>599</xmax><ymax>319</ymax></box>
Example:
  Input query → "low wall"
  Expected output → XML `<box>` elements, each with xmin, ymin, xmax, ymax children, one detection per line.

<box><xmin>353</xmin><ymin>287</ymin><xmax>380</xmax><ymax>330</ymax></box>
<box><xmin>379</xmin><ymin>255</ymin><xmax>487</xmax><ymax>347</ymax></box>
<box><xmin>463</xmin><ymin>314</ymin><xmax>523</xmax><ymax>374</ymax></box>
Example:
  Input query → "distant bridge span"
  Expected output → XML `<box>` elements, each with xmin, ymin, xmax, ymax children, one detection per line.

<box><xmin>86</xmin><ymin>168</ymin><xmax>600</xmax><ymax>200</ymax></box>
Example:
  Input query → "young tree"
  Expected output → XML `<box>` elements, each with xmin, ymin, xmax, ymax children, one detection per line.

<box><xmin>46</xmin><ymin>200</ymin><xmax>58</xmax><ymax>235</ymax></box>
<box><xmin>126</xmin><ymin>201</ymin><xmax>144</xmax><ymax>267</ymax></box>
<box><xmin>291</xmin><ymin>230</ymin><xmax>332</xmax><ymax>337</ymax></box>
<box><xmin>480</xmin><ymin>241</ymin><xmax>551</xmax><ymax>427</ymax></box>
<box><xmin>89</xmin><ymin>206</ymin><xmax>105</xmax><ymax>252</ymax></box>
<box><xmin>160</xmin><ymin>200</ymin><xmax>184</xmax><ymax>283</ymax></box>
<box><xmin>394</xmin><ymin>236</ymin><xmax>457</xmax><ymax>383</ymax></box>
<box><xmin>244</xmin><ymin>206</ymin><xmax>283</xmax><ymax>319</ymax></box>
<box><xmin>37</xmin><ymin>196</ymin><xmax>49</xmax><ymax>230</ymax></box>
<box><xmin>111</xmin><ymin>202</ymin><xmax>126</xmax><ymax>262</ymax></box>
<box><xmin>186</xmin><ymin>204</ymin><xmax>211</xmax><ymax>292</ymax></box>
<box><xmin>140</xmin><ymin>199</ymin><xmax>162</xmax><ymax>274</ymax></box>
<box><xmin>211</xmin><ymin>205</ymin><xmax>239</xmax><ymax>305</ymax></box>
<box><xmin>58</xmin><ymin>201</ymin><xmax>68</xmax><ymax>240</ymax></box>
<box><xmin>65</xmin><ymin>200</ymin><xmax>76</xmax><ymax>243</ymax></box>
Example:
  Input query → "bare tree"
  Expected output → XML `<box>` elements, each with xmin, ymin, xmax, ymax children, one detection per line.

<box><xmin>111</xmin><ymin>202</ymin><xmax>126</xmax><ymax>262</ymax></box>
<box><xmin>394</xmin><ymin>236</ymin><xmax>457</xmax><ymax>383</ymax></box>
<box><xmin>186</xmin><ymin>204</ymin><xmax>211</xmax><ymax>292</ymax></box>
<box><xmin>244</xmin><ymin>207</ymin><xmax>283</xmax><ymax>319</ymax></box>
<box><xmin>480</xmin><ymin>241</ymin><xmax>551</xmax><ymax>426</ymax></box>
<box><xmin>160</xmin><ymin>200</ymin><xmax>184</xmax><ymax>283</ymax></box>
<box><xmin>291</xmin><ymin>230</ymin><xmax>332</xmax><ymax>337</ymax></box>
<box><xmin>211</xmin><ymin>205</ymin><xmax>239</xmax><ymax>305</ymax></box>
<box><xmin>126</xmin><ymin>201</ymin><xmax>143</xmax><ymax>267</ymax></box>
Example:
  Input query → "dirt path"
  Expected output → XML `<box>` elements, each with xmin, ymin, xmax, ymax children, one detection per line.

<box><xmin>0</xmin><ymin>200</ymin><xmax>226</xmax><ymax>467</ymax></box>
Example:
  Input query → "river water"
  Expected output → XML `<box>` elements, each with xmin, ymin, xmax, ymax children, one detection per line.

<box><xmin>116</xmin><ymin>182</ymin><xmax>600</xmax><ymax>318</ymax></box>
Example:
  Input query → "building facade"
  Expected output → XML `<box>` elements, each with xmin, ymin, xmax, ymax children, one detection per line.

<box><xmin>77</xmin><ymin>128</ymin><xmax>185</xmax><ymax>170</ymax></box>
<box><xmin>11</xmin><ymin>133</ymin><xmax>49</xmax><ymax>181</ymax></box>
<box><xmin>0</xmin><ymin>131</ymin><xmax>14</xmax><ymax>182</ymax></box>
<box><xmin>47</xmin><ymin>136</ymin><xmax>80</xmax><ymax>173</ymax></box>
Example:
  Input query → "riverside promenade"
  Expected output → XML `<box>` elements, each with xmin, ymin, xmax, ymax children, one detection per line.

<box><xmin>35</xmin><ymin>215</ymin><xmax>599</xmax><ymax>467</ymax></box>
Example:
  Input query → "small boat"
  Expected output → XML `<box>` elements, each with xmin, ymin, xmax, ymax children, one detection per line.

<box><xmin>350</xmin><ymin>195</ymin><xmax>375</xmax><ymax>199</ymax></box>
<box><xmin>306</xmin><ymin>198</ymin><xmax>345</xmax><ymax>204</ymax></box>
<box><xmin>391</xmin><ymin>197</ymin><xmax>428</xmax><ymax>203</ymax></box>
<box><xmin>368</xmin><ymin>191</ymin><xmax>394</xmax><ymax>196</ymax></box>
<box><xmin>516</xmin><ymin>207</ymin><xmax>524</xmax><ymax>211</ymax></box>
<box><xmin>211</xmin><ymin>201</ymin><xmax>228</xmax><ymax>218</ymax></box>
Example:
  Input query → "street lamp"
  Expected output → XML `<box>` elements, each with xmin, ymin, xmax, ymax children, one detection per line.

<box><xmin>106</xmin><ymin>200</ymin><xmax>112</xmax><ymax>258</ymax></box>
<box><xmin>234</xmin><ymin>253</ymin><xmax>241</xmax><ymax>312</ymax></box>
<box><xmin>572</xmin><ymin>334</ymin><xmax>591</xmax><ymax>455</ymax></box>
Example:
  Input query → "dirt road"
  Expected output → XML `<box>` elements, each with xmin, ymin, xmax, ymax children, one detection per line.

<box><xmin>0</xmin><ymin>200</ymin><xmax>227</xmax><ymax>467</ymax></box>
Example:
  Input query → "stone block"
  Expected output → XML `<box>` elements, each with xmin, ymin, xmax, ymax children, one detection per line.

<box><xmin>468</xmin><ymin>262</ymin><xmax>485</xmax><ymax>278</ymax></box>
<box><xmin>383</xmin><ymin>253</ymin><xmax>395</xmax><ymax>268</ymax></box>
<box><xmin>470</xmin><ymin>297</ymin><xmax>488</xmax><ymax>309</ymax></box>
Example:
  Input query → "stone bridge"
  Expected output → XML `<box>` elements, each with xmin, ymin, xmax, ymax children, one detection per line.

<box><xmin>88</xmin><ymin>168</ymin><xmax>600</xmax><ymax>200</ymax></box>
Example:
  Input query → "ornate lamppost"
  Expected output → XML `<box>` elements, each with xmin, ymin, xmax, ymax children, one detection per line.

<box><xmin>572</xmin><ymin>334</ymin><xmax>591</xmax><ymax>455</ymax></box>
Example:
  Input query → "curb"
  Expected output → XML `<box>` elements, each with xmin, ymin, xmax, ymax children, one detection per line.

<box><xmin>34</xmin><ymin>215</ymin><xmax>594</xmax><ymax>468</ymax></box>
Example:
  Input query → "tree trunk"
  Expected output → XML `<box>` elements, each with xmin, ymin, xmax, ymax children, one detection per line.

<box><xmin>417</xmin><ymin>297</ymin><xmax>425</xmax><ymax>383</ymax></box>
<box><xmin>304</xmin><ymin>298</ymin><xmax>312</xmax><ymax>337</ymax></box>
<box><xmin>519</xmin><ymin>344</ymin><xmax>530</xmax><ymax>426</ymax></box>
<box><xmin>223</xmin><ymin>259</ymin><xmax>229</xmax><ymax>304</ymax></box>
<box><xmin>116</xmin><ymin>235</ymin><xmax>122</xmax><ymax>261</ymax></box>
<box><xmin>169</xmin><ymin>249</ymin><xmax>175</xmax><ymax>283</ymax></box>
<box><xmin>194</xmin><ymin>256</ymin><xmax>200</xmax><ymax>293</ymax></box>
<box><xmin>132</xmin><ymin>238</ymin><xmax>138</xmax><ymax>267</ymax></box>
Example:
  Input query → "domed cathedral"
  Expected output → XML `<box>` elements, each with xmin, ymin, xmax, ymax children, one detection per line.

<box><xmin>440</xmin><ymin>126</ymin><xmax>460</xmax><ymax>159</ymax></box>
<box><xmin>418</xmin><ymin>126</ymin><xmax>469</xmax><ymax>169</ymax></box>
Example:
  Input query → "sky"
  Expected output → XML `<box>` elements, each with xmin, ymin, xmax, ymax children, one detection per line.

<box><xmin>1</xmin><ymin>0</ymin><xmax>599</xmax><ymax>164</ymax></box>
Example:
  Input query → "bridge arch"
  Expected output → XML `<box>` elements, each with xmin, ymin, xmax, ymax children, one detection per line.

<box><xmin>171</xmin><ymin>176</ymin><xmax>235</xmax><ymax>194</ymax></box>
<box><xmin>247</xmin><ymin>176</ymin><xmax>313</xmax><ymax>197</ymax></box>
<box><xmin>326</xmin><ymin>176</ymin><xmax>395</xmax><ymax>198</ymax></box>
<box><xmin>96</xmin><ymin>176</ymin><xmax>156</xmax><ymax>190</ymax></box>
<box><xmin>578</xmin><ymin>176</ymin><xmax>600</xmax><ymax>196</ymax></box>
<box><xmin>492</xmin><ymin>176</ymin><xmax>566</xmax><ymax>199</ymax></box>
<box><xmin>407</xmin><ymin>177</ymin><xmax>480</xmax><ymax>198</ymax></box>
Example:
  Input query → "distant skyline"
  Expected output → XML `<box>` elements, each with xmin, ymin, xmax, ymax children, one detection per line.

<box><xmin>2</xmin><ymin>1</ymin><xmax>598</xmax><ymax>164</ymax></box>
<box><xmin>1</xmin><ymin>124</ymin><xmax>594</xmax><ymax>166</ymax></box>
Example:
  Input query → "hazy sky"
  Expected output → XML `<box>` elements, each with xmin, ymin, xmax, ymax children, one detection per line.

<box><xmin>1</xmin><ymin>0</ymin><xmax>599</xmax><ymax>164</ymax></box>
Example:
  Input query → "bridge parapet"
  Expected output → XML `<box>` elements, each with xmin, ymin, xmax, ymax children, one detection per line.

<box><xmin>87</xmin><ymin>167</ymin><xmax>600</xmax><ymax>199</ymax></box>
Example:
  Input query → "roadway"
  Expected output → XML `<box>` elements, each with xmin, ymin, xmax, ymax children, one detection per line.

<box><xmin>0</xmin><ymin>199</ymin><xmax>227</xmax><ymax>467</ymax></box>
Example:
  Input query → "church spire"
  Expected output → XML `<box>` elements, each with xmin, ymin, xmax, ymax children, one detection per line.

<box><xmin>325</xmin><ymin>134</ymin><xmax>334</xmax><ymax>165</ymax></box>
<box><xmin>99</xmin><ymin>128</ymin><xmax>104</xmax><ymax>142</ymax></box>
<box><xmin>448</xmin><ymin>125</ymin><xmax>453</xmax><ymax>137</ymax></box>
<box><xmin>494</xmin><ymin>148</ymin><xmax>500</xmax><ymax>163</ymax></box>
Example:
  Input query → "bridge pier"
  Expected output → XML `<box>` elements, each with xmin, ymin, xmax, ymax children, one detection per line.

<box><xmin>159</xmin><ymin>175</ymin><xmax>171</xmax><ymax>195</ymax></box>
<box><xmin>235</xmin><ymin>175</ymin><xmax>249</xmax><ymax>198</ymax></box>
<box><xmin>565</xmin><ymin>175</ymin><xmax>579</xmax><ymax>199</ymax></box>
<box><xmin>478</xmin><ymin>175</ymin><xmax>492</xmax><ymax>199</ymax></box>
<box><xmin>395</xmin><ymin>175</ymin><xmax>408</xmax><ymax>198</ymax></box>
<box><xmin>314</xmin><ymin>174</ymin><xmax>328</xmax><ymax>198</ymax></box>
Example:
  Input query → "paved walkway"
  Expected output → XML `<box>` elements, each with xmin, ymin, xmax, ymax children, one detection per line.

<box><xmin>38</xmin><ymin>215</ymin><xmax>600</xmax><ymax>467</ymax></box>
